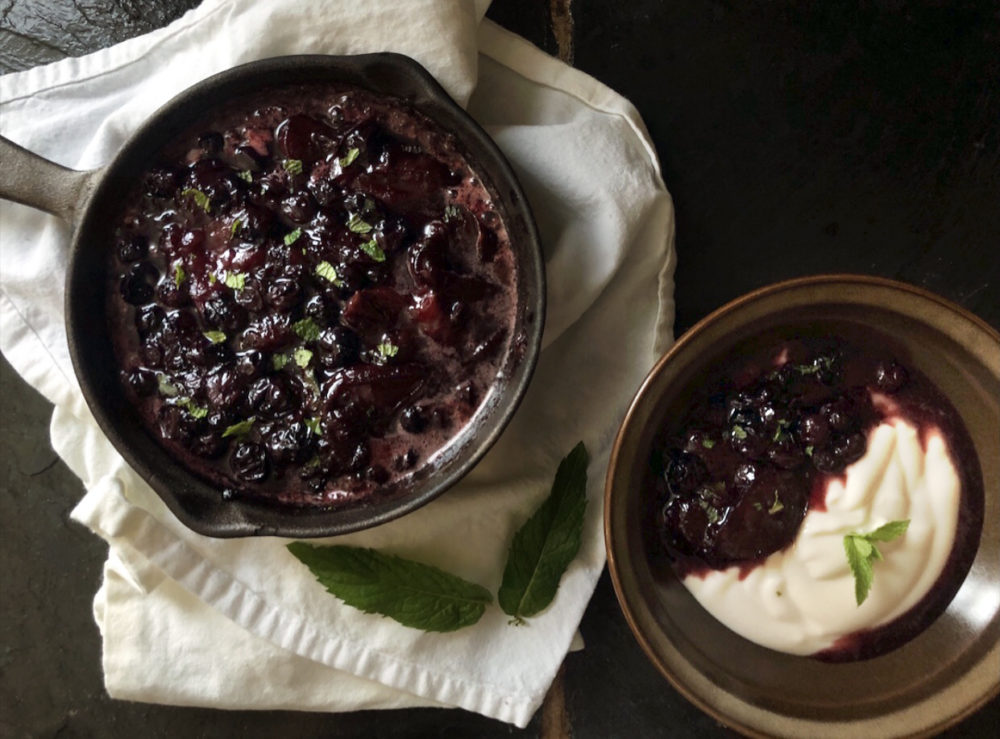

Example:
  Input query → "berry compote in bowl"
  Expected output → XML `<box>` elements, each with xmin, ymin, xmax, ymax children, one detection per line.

<box><xmin>605</xmin><ymin>275</ymin><xmax>999</xmax><ymax>737</ymax></box>
<box><xmin>1</xmin><ymin>55</ymin><xmax>543</xmax><ymax>537</ymax></box>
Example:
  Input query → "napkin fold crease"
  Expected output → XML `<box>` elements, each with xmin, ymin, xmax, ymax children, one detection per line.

<box><xmin>0</xmin><ymin>0</ymin><xmax>675</xmax><ymax>726</ymax></box>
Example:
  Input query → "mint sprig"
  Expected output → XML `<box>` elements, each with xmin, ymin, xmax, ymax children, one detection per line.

<box><xmin>498</xmin><ymin>442</ymin><xmax>589</xmax><ymax>625</ymax></box>
<box><xmin>843</xmin><ymin>520</ymin><xmax>910</xmax><ymax>605</ymax></box>
<box><xmin>286</xmin><ymin>544</ymin><xmax>492</xmax><ymax>633</ymax></box>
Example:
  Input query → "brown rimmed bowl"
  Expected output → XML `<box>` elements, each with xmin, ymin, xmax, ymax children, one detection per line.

<box><xmin>0</xmin><ymin>54</ymin><xmax>544</xmax><ymax>538</ymax></box>
<box><xmin>605</xmin><ymin>275</ymin><xmax>999</xmax><ymax>737</ymax></box>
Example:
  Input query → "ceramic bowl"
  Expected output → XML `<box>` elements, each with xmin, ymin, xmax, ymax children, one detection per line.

<box><xmin>605</xmin><ymin>274</ymin><xmax>1000</xmax><ymax>737</ymax></box>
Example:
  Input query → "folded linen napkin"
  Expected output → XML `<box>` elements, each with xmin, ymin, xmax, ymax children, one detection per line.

<box><xmin>0</xmin><ymin>0</ymin><xmax>675</xmax><ymax>727</ymax></box>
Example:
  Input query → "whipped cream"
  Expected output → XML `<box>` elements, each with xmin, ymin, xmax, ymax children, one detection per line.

<box><xmin>681</xmin><ymin>417</ymin><xmax>960</xmax><ymax>655</ymax></box>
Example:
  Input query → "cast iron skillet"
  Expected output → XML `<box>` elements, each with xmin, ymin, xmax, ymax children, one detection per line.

<box><xmin>0</xmin><ymin>54</ymin><xmax>545</xmax><ymax>538</ymax></box>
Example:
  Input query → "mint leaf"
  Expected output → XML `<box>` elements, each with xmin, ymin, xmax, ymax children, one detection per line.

<box><xmin>498</xmin><ymin>442</ymin><xmax>589</xmax><ymax>623</ymax></box>
<box><xmin>222</xmin><ymin>417</ymin><xmax>255</xmax><ymax>438</ymax></box>
<box><xmin>230</xmin><ymin>218</ymin><xmax>243</xmax><ymax>237</ymax></box>
<box><xmin>315</xmin><ymin>260</ymin><xmax>343</xmax><ymax>286</ymax></box>
<box><xmin>287</xmin><ymin>543</ymin><xmax>492</xmax><ymax>633</ymax></box>
<box><xmin>271</xmin><ymin>353</ymin><xmax>289</xmax><ymax>371</ymax></box>
<box><xmin>304</xmin><ymin>417</ymin><xmax>322</xmax><ymax>436</ymax></box>
<box><xmin>376</xmin><ymin>341</ymin><xmax>398</xmax><ymax>363</ymax></box>
<box><xmin>292</xmin><ymin>317</ymin><xmax>321</xmax><ymax>342</ymax></box>
<box><xmin>177</xmin><ymin>397</ymin><xmax>208</xmax><ymax>420</ymax></box>
<box><xmin>173</xmin><ymin>263</ymin><xmax>186</xmax><ymax>287</ymax></box>
<box><xmin>866</xmin><ymin>520</ymin><xmax>911</xmax><ymax>542</ymax></box>
<box><xmin>283</xmin><ymin>158</ymin><xmax>303</xmax><ymax>175</ymax></box>
<box><xmin>444</xmin><ymin>204</ymin><xmax>462</xmax><ymax>221</ymax></box>
<box><xmin>844</xmin><ymin>535</ymin><xmax>874</xmax><ymax>605</ymax></box>
<box><xmin>284</xmin><ymin>227</ymin><xmax>302</xmax><ymax>246</ymax></box>
<box><xmin>181</xmin><ymin>187</ymin><xmax>211</xmax><ymax>212</ymax></box>
<box><xmin>203</xmin><ymin>330</ymin><xmax>227</xmax><ymax>344</ymax></box>
<box><xmin>359</xmin><ymin>237</ymin><xmax>386</xmax><ymax>262</ymax></box>
<box><xmin>731</xmin><ymin>424</ymin><xmax>748</xmax><ymax>440</ymax></box>
<box><xmin>339</xmin><ymin>147</ymin><xmax>359</xmax><ymax>167</ymax></box>
<box><xmin>156</xmin><ymin>373</ymin><xmax>179</xmax><ymax>397</ymax></box>
<box><xmin>347</xmin><ymin>214</ymin><xmax>373</xmax><ymax>234</ymax></box>
<box><xmin>293</xmin><ymin>347</ymin><xmax>313</xmax><ymax>368</ymax></box>
<box><xmin>701</xmin><ymin>438</ymin><xmax>715</xmax><ymax>449</ymax></box>
<box><xmin>236</xmin><ymin>169</ymin><xmax>253</xmax><ymax>183</ymax></box>
<box><xmin>224</xmin><ymin>272</ymin><xmax>246</xmax><ymax>291</ymax></box>
<box><xmin>843</xmin><ymin>520</ymin><xmax>910</xmax><ymax>605</ymax></box>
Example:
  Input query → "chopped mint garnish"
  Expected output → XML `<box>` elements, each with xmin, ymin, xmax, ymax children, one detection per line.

<box><xmin>283</xmin><ymin>158</ymin><xmax>303</xmax><ymax>175</ymax></box>
<box><xmin>701</xmin><ymin>438</ymin><xmax>715</xmax><ymax>449</ymax></box>
<box><xmin>805</xmin><ymin>445</ymin><xmax>814</xmax><ymax>457</ymax></box>
<box><xmin>347</xmin><ymin>214</ymin><xmax>373</xmax><ymax>234</ymax></box>
<box><xmin>768</xmin><ymin>491</ymin><xmax>784</xmax><ymax>515</ymax></box>
<box><xmin>376</xmin><ymin>341</ymin><xmax>399</xmax><ymax>362</ymax></box>
<box><xmin>271</xmin><ymin>353</ymin><xmax>289</xmax><ymax>371</ymax></box>
<box><xmin>444</xmin><ymin>204</ymin><xmax>462</xmax><ymax>221</ymax></box>
<box><xmin>315</xmin><ymin>260</ymin><xmax>342</xmax><ymax>286</ymax></box>
<box><xmin>359</xmin><ymin>237</ymin><xmax>385</xmax><ymax>262</ymax></box>
<box><xmin>731</xmin><ymin>424</ymin><xmax>748</xmax><ymax>440</ymax></box>
<box><xmin>173</xmin><ymin>263</ymin><xmax>186</xmax><ymax>288</ymax></box>
<box><xmin>178</xmin><ymin>397</ymin><xmax>208</xmax><ymax>419</ymax></box>
<box><xmin>224</xmin><ymin>272</ymin><xmax>246</xmax><ymax>291</ymax></box>
<box><xmin>208</xmin><ymin>273</ymin><xmax>217</xmax><ymax>285</ymax></box>
<box><xmin>181</xmin><ymin>187</ymin><xmax>211</xmax><ymax>212</ymax></box>
<box><xmin>284</xmin><ymin>227</ymin><xmax>302</xmax><ymax>246</ymax></box>
<box><xmin>203</xmin><ymin>330</ymin><xmax>226</xmax><ymax>344</ymax></box>
<box><xmin>236</xmin><ymin>169</ymin><xmax>253</xmax><ymax>183</ymax></box>
<box><xmin>156</xmin><ymin>373</ymin><xmax>179</xmax><ymax>397</ymax></box>
<box><xmin>305</xmin><ymin>417</ymin><xmax>322</xmax><ymax>436</ymax></box>
<box><xmin>292</xmin><ymin>317</ymin><xmax>321</xmax><ymax>342</ymax></box>
<box><xmin>339</xmin><ymin>147</ymin><xmax>360</xmax><ymax>167</ymax></box>
<box><xmin>222</xmin><ymin>417</ymin><xmax>255</xmax><ymax>438</ymax></box>
<box><xmin>230</xmin><ymin>218</ymin><xmax>243</xmax><ymax>236</ymax></box>
<box><xmin>294</xmin><ymin>347</ymin><xmax>313</xmax><ymax>369</ymax></box>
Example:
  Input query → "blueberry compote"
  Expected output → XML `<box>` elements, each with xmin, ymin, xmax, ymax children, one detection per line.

<box><xmin>109</xmin><ymin>84</ymin><xmax>517</xmax><ymax>507</ymax></box>
<box><xmin>650</xmin><ymin>332</ymin><xmax>983</xmax><ymax>659</ymax></box>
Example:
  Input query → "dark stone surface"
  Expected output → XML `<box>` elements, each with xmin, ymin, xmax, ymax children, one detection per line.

<box><xmin>1</xmin><ymin>1</ymin><xmax>997</xmax><ymax>737</ymax></box>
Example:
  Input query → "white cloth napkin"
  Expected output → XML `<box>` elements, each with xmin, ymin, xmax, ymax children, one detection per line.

<box><xmin>0</xmin><ymin>0</ymin><xmax>675</xmax><ymax>727</ymax></box>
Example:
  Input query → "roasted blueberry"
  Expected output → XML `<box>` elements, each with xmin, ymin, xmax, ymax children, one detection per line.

<box><xmin>875</xmin><ymin>360</ymin><xmax>908</xmax><ymax>393</ymax></box>
<box><xmin>119</xmin><ymin>263</ymin><xmax>157</xmax><ymax>305</ymax></box>
<box><xmin>399</xmin><ymin>405</ymin><xmax>428</xmax><ymax>434</ymax></box>
<box><xmin>317</xmin><ymin>326</ymin><xmax>359</xmax><ymax>368</ymax></box>
<box><xmin>117</xmin><ymin>234</ymin><xmax>149</xmax><ymax>263</ymax></box>
<box><xmin>232</xmin><ymin>441</ymin><xmax>268</xmax><ymax>481</ymax></box>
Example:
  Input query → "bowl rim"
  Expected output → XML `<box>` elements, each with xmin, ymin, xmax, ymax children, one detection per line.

<box><xmin>604</xmin><ymin>273</ymin><xmax>1000</xmax><ymax>737</ymax></box>
<box><xmin>64</xmin><ymin>53</ymin><xmax>545</xmax><ymax>538</ymax></box>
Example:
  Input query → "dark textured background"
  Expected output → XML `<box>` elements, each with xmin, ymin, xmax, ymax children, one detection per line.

<box><xmin>1</xmin><ymin>1</ymin><xmax>998</xmax><ymax>736</ymax></box>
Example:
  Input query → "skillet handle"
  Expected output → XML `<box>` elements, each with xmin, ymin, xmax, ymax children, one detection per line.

<box><xmin>0</xmin><ymin>135</ymin><xmax>99</xmax><ymax>224</ymax></box>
